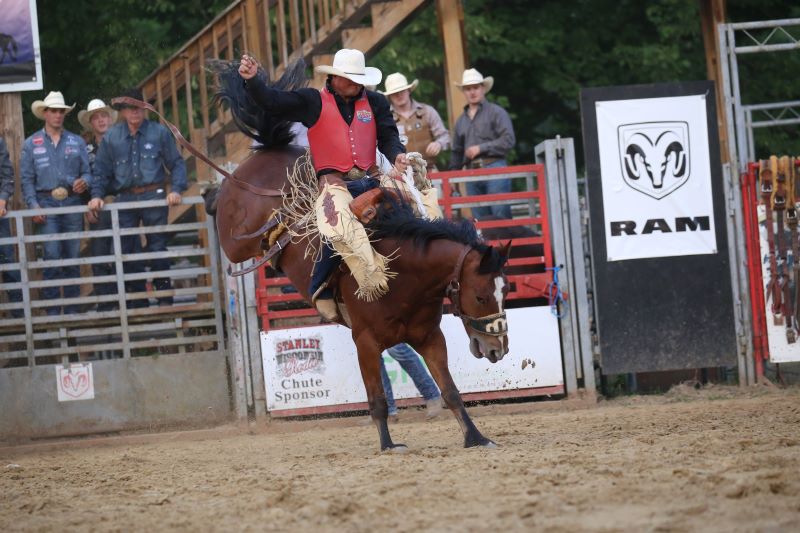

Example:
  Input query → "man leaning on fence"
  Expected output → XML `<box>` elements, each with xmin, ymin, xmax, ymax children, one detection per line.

<box><xmin>449</xmin><ymin>68</ymin><xmax>516</xmax><ymax>220</ymax></box>
<box><xmin>0</xmin><ymin>135</ymin><xmax>23</xmax><ymax>318</ymax></box>
<box><xmin>88</xmin><ymin>88</ymin><xmax>187</xmax><ymax>308</ymax></box>
<box><xmin>21</xmin><ymin>91</ymin><xmax>91</xmax><ymax>316</ymax></box>
<box><xmin>80</xmin><ymin>98</ymin><xmax>120</xmax><ymax>311</ymax></box>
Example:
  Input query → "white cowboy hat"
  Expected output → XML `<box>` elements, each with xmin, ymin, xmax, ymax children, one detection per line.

<box><xmin>314</xmin><ymin>49</ymin><xmax>382</xmax><ymax>87</ymax></box>
<box><xmin>31</xmin><ymin>91</ymin><xmax>76</xmax><ymax>120</ymax></box>
<box><xmin>454</xmin><ymin>68</ymin><xmax>494</xmax><ymax>93</ymax></box>
<box><xmin>78</xmin><ymin>99</ymin><xmax>118</xmax><ymax>132</ymax></box>
<box><xmin>380</xmin><ymin>72</ymin><xmax>419</xmax><ymax>96</ymax></box>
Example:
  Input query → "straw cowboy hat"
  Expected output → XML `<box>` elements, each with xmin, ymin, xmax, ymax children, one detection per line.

<box><xmin>31</xmin><ymin>91</ymin><xmax>76</xmax><ymax>120</ymax></box>
<box><xmin>314</xmin><ymin>49</ymin><xmax>382</xmax><ymax>87</ymax></box>
<box><xmin>78</xmin><ymin>99</ymin><xmax>118</xmax><ymax>131</ymax></box>
<box><xmin>380</xmin><ymin>72</ymin><xmax>419</xmax><ymax>96</ymax></box>
<box><xmin>454</xmin><ymin>68</ymin><xmax>494</xmax><ymax>93</ymax></box>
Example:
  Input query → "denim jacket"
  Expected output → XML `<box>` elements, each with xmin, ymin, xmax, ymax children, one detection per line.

<box><xmin>20</xmin><ymin>128</ymin><xmax>91</xmax><ymax>208</ymax></box>
<box><xmin>91</xmin><ymin>120</ymin><xmax>187</xmax><ymax>198</ymax></box>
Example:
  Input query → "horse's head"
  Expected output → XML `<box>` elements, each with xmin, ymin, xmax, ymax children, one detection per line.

<box><xmin>448</xmin><ymin>242</ymin><xmax>512</xmax><ymax>363</ymax></box>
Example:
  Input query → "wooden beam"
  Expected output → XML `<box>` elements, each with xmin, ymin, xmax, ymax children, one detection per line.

<box><xmin>0</xmin><ymin>93</ymin><xmax>24</xmax><ymax>210</ymax></box>
<box><xmin>699</xmin><ymin>0</ymin><xmax>729</xmax><ymax>164</ymax></box>
<box><xmin>262</xmin><ymin>0</ymin><xmax>276</xmax><ymax>77</ymax></box>
<box><xmin>436</xmin><ymin>0</ymin><xmax>468</xmax><ymax>128</ymax></box>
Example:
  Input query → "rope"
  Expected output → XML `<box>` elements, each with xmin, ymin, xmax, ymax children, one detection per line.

<box><xmin>546</xmin><ymin>265</ymin><xmax>567</xmax><ymax>318</ymax></box>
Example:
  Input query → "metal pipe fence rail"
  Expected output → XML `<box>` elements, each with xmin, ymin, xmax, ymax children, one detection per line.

<box><xmin>256</xmin><ymin>166</ymin><xmax>554</xmax><ymax>331</ymax></box>
<box><xmin>0</xmin><ymin>197</ymin><xmax>225</xmax><ymax>366</ymax></box>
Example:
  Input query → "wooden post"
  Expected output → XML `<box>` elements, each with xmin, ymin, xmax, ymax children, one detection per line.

<box><xmin>435</xmin><ymin>0</ymin><xmax>468</xmax><ymax>129</ymax></box>
<box><xmin>699</xmin><ymin>0</ymin><xmax>728</xmax><ymax>164</ymax></box>
<box><xmin>0</xmin><ymin>93</ymin><xmax>24</xmax><ymax>210</ymax></box>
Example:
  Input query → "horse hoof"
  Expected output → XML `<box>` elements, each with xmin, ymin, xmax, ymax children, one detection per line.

<box><xmin>382</xmin><ymin>444</ymin><xmax>409</xmax><ymax>454</ymax></box>
<box><xmin>480</xmin><ymin>440</ymin><xmax>498</xmax><ymax>449</ymax></box>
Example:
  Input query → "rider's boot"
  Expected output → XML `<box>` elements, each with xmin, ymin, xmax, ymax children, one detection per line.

<box><xmin>315</xmin><ymin>182</ymin><xmax>391</xmax><ymax>301</ymax></box>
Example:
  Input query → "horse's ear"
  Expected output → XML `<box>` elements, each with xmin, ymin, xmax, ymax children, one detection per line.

<box><xmin>499</xmin><ymin>240</ymin><xmax>512</xmax><ymax>265</ymax></box>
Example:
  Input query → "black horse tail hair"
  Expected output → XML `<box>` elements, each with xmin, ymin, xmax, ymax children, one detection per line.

<box><xmin>208</xmin><ymin>58</ymin><xmax>307</xmax><ymax>149</ymax></box>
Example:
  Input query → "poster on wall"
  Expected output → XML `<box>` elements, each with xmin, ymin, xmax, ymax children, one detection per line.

<box><xmin>261</xmin><ymin>307</ymin><xmax>564</xmax><ymax>414</ymax></box>
<box><xmin>595</xmin><ymin>95</ymin><xmax>718</xmax><ymax>262</ymax></box>
<box><xmin>0</xmin><ymin>0</ymin><xmax>44</xmax><ymax>92</ymax></box>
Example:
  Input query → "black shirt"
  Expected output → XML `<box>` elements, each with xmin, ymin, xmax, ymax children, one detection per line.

<box><xmin>245</xmin><ymin>77</ymin><xmax>405</xmax><ymax>174</ymax></box>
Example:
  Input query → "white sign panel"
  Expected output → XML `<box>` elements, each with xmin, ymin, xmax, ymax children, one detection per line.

<box><xmin>56</xmin><ymin>363</ymin><xmax>95</xmax><ymax>402</ymax></box>
<box><xmin>261</xmin><ymin>307</ymin><xmax>563</xmax><ymax>412</ymax></box>
<box><xmin>595</xmin><ymin>95</ymin><xmax>717</xmax><ymax>261</ymax></box>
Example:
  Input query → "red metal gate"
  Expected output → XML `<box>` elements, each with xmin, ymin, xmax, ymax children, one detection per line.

<box><xmin>256</xmin><ymin>164</ymin><xmax>555</xmax><ymax>330</ymax></box>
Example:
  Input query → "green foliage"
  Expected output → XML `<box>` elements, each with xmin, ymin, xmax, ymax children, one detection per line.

<box><xmin>22</xmin><ymin>0</ymin><xmax>229</xmax><ymax>134</ymax></box>
<box><xmin>24</xmin><ymin>0</ymin><xmax>800</xmax><ymax>162</ymax></box>
<box><xmin>373</xmin><ymin>0</ymin><xmax>800</xmax><ymax>165</ymax></box>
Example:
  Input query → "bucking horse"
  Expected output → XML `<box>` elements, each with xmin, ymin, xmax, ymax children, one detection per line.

<box><xmin>204</xmin><ymin>60</ymin><xmax>511</xmax><ymax>451</ymax></box>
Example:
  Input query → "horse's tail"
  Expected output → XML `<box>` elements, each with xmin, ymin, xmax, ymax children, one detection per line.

<box><xmin>209</xmin><ymin>58</ymin><xmax>307</xmax><ymax>149</ymax></box>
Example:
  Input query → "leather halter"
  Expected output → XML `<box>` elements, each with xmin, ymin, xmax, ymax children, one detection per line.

<box><xmin>445</xmin><ymin>246</ymin><xmax>508</xmax><ymax>337</ymax></box>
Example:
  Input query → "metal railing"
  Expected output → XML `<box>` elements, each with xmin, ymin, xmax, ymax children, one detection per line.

<box><xmin>0</xmin><ymin>197</ymin><xmax>225</xmax><ymax>365</ymax></box>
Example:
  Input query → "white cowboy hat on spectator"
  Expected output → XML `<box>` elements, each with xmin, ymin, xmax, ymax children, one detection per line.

<box><xmin>380</xmin><ymin>72</ymin><xmax>419</xmax><ymax>96</ymax></box>
<box><xmin>314</xmin><ymin>49</ymin><xmax>382</xmax><ymax>87</ymax></box>
<box><xmin>31</xmin><ymin>91</ymin><xmax>76</xmax><ymax>119</ymax></box>
<box><xmin>78</xmin><ymin>99</ymin><xmax>118</xmax><ymax>132</ymax></box>
<box><xmin>454</xmin><ymin>68</ymin><xmax>494</xmax><ymax>93</ymax></box>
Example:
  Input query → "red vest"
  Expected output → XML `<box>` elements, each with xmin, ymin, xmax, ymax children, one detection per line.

<box><xmin>308</xmin><ymin>87</ymin><xmax>377</xmax><ymax>173</ymax></box>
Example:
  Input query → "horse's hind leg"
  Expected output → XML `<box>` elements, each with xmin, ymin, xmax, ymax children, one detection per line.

<box><xmin>355</xmin><ymin>337</ymin><xmax>407</xmax><ymax>452</ymax></box>
<box><xmin>417</xmin><ymin>331</ymin><xmax>495</xmax><ymax>448</ymax></box>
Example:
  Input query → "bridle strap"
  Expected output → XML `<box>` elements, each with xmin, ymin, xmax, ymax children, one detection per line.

<box><xmin>446</xmin><ymin>246</ymin><xmax>472</xmax><ymax>317</ymax></box>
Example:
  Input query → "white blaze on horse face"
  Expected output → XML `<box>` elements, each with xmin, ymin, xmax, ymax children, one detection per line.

<box><xmin>493</xmin><ymin>276</ymin><xmax>505</xmax><ymax>313</ymax></box>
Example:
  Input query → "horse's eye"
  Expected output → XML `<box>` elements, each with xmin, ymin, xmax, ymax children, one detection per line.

<box><xmin>476</xmin><ymin>296</ymin><xmax>487</xmax><ymax>304</ymax></box>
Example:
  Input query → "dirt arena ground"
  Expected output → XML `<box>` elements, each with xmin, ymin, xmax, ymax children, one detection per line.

<box><xmin>2</xmin><ymin>385</ymin><xmax>799</xmax><ymax>532</ymax></box>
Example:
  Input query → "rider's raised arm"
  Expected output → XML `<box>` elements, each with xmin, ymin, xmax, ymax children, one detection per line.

<box><xmin>367</xmin><ymin>90</ymin><xmax>405</xmax><ymax>164</ymax></box>
<box><xmin>244</xmin><ymin>78</ymin><xmax>321</xmax><ymax>127</ymax></box>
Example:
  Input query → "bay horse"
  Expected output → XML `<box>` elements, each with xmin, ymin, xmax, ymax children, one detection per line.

<box><xmin>207</xmin><ymin>60</ymin><xmax>511</xmax><ymax>451</ymax></box>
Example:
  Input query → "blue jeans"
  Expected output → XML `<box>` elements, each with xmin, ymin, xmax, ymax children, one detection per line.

<box><xmin>37</xmin><ymin>194</ymin><xmax>84</xmax><ymax>315</ymax></box>
<box><xmin>380</xmin><ymin>343</ymin><xmax>441</xmax><ymax>415</ymax></box>
<box><xmin>116</xmin><ymin>189</ymin><xmax>172</xmax><ymax>307</ymax></box>
<box><xmin>465</xmin><ymin>159</ymin><xmax>511</xmax><ymax>219</ymax></box>
<box><xmin>0</xmin><ymin>216</ymin><xmax>22</xmax><ymax>317</ymax></box>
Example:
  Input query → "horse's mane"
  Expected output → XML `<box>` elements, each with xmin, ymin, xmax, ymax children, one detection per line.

<box><xmin>367</xmin><ymin>196</ymin><xmax>506</xmax><ymax>274</ymax></box>
<box><xmin>209</xmin><ymin>58</ymin><xmax>307</xmax><ymax>149</ymax></box>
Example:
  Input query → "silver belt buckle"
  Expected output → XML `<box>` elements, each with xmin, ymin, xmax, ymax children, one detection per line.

<box><xmin>51</xmin><ymin>187</ymin><xmax>69</xmax><ymax>201</ymax></box>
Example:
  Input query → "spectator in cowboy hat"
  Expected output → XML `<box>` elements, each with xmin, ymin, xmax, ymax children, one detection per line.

<box><xmin>89</xmin><ymin>87</ymin><xmax>187</xmax><ymax>308</ymax></box>
<box><xmin>79</xmin><ymin>98</ymin><xmax>120</xmax><ymax>311</ymax></box>
<box><xmin>449</xmin><ymin>68</ymin><xmax>516</xmax><ymax>219</ymax></box>
<box><xmin>0</xmin><ymin>135</ymin><xmax>23</xmax><ymax>318</ymax></box>
<box><xmin>20</xmin><ymin>91</ymin><xmax>91</xmax><ymax>315</ymax></box>
<box><xmin>381</xmin><ymin>72</ymin><xmax>450</xmax><ymax>171</ymax></box>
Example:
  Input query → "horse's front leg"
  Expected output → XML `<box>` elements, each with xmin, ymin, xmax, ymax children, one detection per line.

<box><xmin>355</xmin><ymin>335</ymin><xmax>407</xmax><ymax>453</ymax></box>
<box><xmin>417</xmin><ymin>330</ymin><xmax>496</xmax><ymax>448</ymax></box>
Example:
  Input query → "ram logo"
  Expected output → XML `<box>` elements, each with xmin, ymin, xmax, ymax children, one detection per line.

<box><xmin>618</xmin><ymin>122</ymin><xmax>690</xmax><ymax>200</ymax></box>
